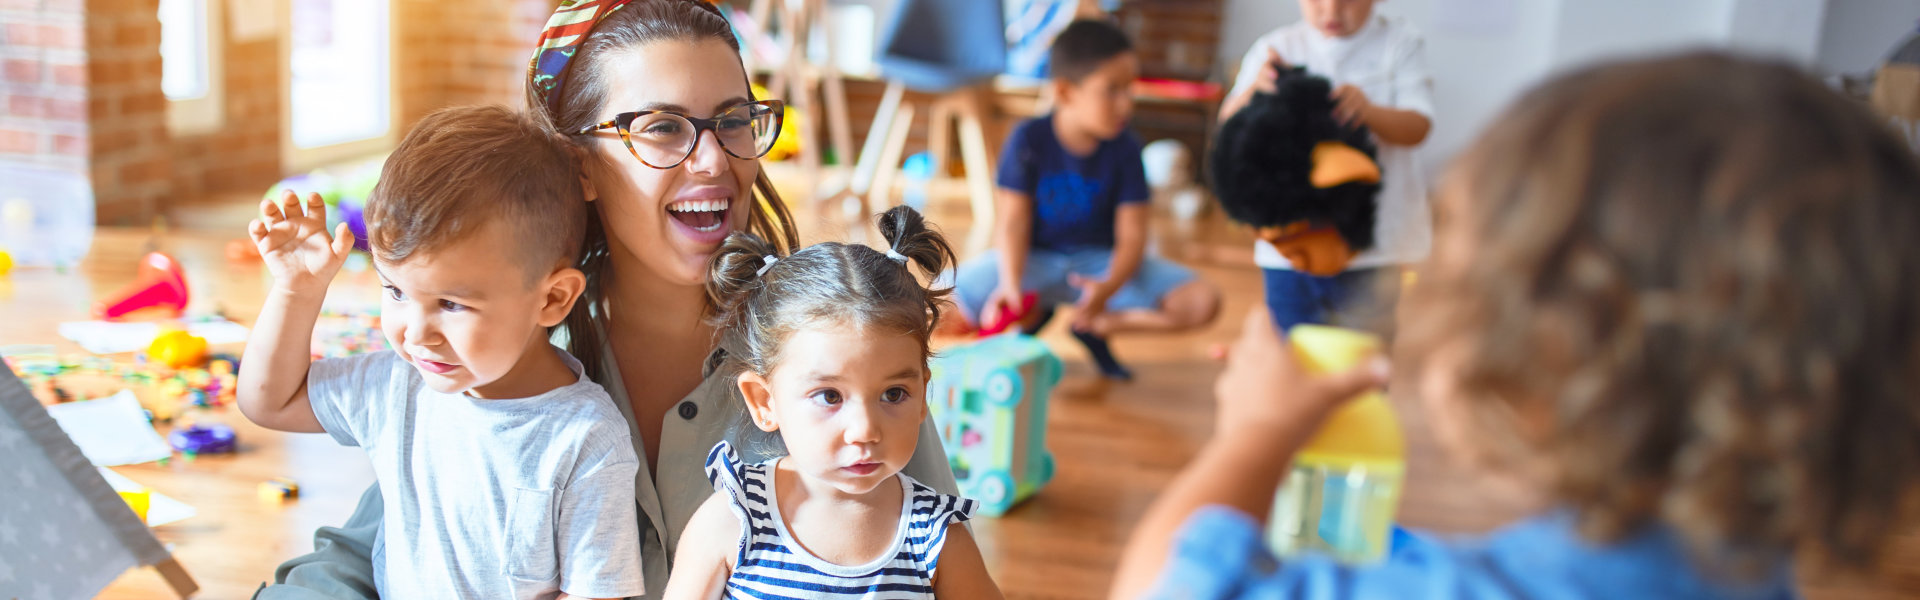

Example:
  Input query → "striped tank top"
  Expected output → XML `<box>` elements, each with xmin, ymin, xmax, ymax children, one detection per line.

<box><xmin>704</xmin><ymin>441</ymin><xmax>977</xmax><ymax>599</ymax></box>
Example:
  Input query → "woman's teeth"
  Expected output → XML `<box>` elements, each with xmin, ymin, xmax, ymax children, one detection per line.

<box><xmin>668</xmin><ymin>198</ymin><xmax>729</xmax><ymax>232</ymax></box>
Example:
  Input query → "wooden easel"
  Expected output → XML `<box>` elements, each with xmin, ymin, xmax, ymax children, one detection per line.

<box><xmin>745</xmin><ymin>0</ymin><xmax>856</xmax><ymax>182</ymax></box>
<box><xmin>828</xmin><ymin>81</ymin><xmax>1000</xmax><ymax>255</ymax></box>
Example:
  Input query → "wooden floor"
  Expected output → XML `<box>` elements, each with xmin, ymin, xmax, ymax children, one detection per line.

<box><xmin>6</xmin><ymin>167</ymin><xmax>1915</xmax><ymax>598</ymax></box>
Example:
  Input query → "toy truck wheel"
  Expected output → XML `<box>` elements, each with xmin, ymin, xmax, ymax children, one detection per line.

<box><xmin>984</xmin><ymin>367</ymin><xmax>1023</xmax><ymax>407</ymax></box>
<box><xmin>973</xmin><ymin>469</ymin><xmax>1016</xmax><ymax>514</ymax></box>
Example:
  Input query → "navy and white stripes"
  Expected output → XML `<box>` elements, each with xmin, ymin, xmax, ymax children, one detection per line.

<box><xmin>705</xmin><ymin>441</ymin><xmax>976</xmax><ymax>599</ymax></box>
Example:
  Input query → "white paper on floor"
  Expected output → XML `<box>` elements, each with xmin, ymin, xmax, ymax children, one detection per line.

<box><xmin>96</xmin><ymin>468</ymin><xmax>196</xmax><ymax>527</ymax></box>
<box><xmin>57</xmin><ymin>319</ymin><xmax>250</xmax><ymax>355</ymax></box>
<box><xmin>44</xmin><ymin>391</ymin><xmax>174</xmax><ymax>466</ymax></box>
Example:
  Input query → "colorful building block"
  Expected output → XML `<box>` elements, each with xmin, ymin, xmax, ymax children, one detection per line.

<box><xmin>926</xmin><ymin>334</ymin><xmax>1061</xmax><ymax>516</ymax></box>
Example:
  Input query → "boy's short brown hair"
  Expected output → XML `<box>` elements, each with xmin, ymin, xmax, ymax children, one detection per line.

<box><xmin>365</xmin><ymin>104</ymin><xmax>584</xmax><ymax>281</ymax></box>
<box><xmin>1048</xmin><ymin>19</ymin><xmax>1132</xmax><ymax>83</ymax></box>
<box><xmin>1402</xmin><ymin>52</ymin><xmax>1920</xmax><ymax>576</ymax></box>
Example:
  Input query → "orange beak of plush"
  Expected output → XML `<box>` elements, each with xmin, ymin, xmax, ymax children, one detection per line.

<box><xmin>1309</xmin><ymin>141</ymin><xmax>1380</xmax><ymax>188</ymax></box>
<box><xmin>1255</xmin><ymin>223</ymin><xmax>1356</xmax><ymax>276</ymax></box>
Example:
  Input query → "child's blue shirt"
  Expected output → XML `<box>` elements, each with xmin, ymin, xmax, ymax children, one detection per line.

<box><xmin>1147</xmin><ymin>506</ymin><xmax>1799</xmax><ymax>600</ymax></box>
<box><xmin>996</xmin><ymin>114</ymin><xmax>1150</xmax><ymax>252</ymax></box>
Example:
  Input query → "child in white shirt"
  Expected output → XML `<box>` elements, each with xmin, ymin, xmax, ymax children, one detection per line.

<box><xmin>1220</xmin><ymin>0</ymin><xmax>1434</xmax><ymax>332</ymax></box>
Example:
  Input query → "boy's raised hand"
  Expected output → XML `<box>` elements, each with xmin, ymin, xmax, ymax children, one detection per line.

<box><xmin>1212</xmin><ymin>308</ymin><xmax>1387</xmax><ymax>440</ymax></box>
<box><xmin>249</xmin><ymin>190</ymin><xmax>355</xmax><ymax>294</ymax></box>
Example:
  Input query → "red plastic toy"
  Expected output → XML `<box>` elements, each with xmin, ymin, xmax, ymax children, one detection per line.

<box><xmin>96</xmin><ymin>252</ymin><xmax>189</xmax><ymax>320</ymax></box>
<box><xmin>978</xmin><ymin>292</ymin><xmax>1039</xmax><ymax>337</ymax></box>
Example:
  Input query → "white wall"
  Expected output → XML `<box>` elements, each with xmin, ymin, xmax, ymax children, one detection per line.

<box><xmin>1215</xmin><ymin>0</ymin><xmax>1835</xmax><ymax>175</ymax></box>
<box><xmin>1814</xmin><ymin>0</ymin><xmax>1920</xmax><ymax>76</ymax></box>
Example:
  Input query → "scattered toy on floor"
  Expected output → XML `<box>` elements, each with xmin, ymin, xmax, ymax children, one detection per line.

<box><xmin>257</xmin><ymin>477</ymin><xmax>300</xmax><ymax>502</ymax></box>
<box><xmin>167</xmin><ymin>422</ymin><xmax>236</xmax><ymax>455</ymax></box>
<box><xmin>96</xmin><ymin>252</ymin><xmax>190</xmax><ymax>320</ymax></box>
<box><xmin>146</xmin><ymin>330</ymin><xmax>209</xmax><ymax>369</ymax></box>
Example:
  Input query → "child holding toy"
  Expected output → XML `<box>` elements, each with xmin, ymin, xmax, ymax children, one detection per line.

<box><xmin>1221</xmin><ymin>0</ymin><xmax>1433</xmax><ymax>332</ymax></box>
<box><xmin>236</xmin><ymin>105</ymin><xmax>644</xmax><ymax>600</ymax></box>
<box><xmin>662</xmin><ymin>206</ymin><xmax>1001</xmax><ymax>598</ymax></box>
<box><xmin>953</xmin><ymin>18</ymin><xmax>1222</xmax><ymax>381</ymax></box>
<box><xmin>1113</xmin><ymin>52</ymin><xmax>1920</xmax><ymax>598</ymax></box>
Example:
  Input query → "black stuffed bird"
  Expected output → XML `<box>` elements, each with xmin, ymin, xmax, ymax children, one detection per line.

<box><xmin>1210</xmin><ymin>66</ymin><xmax>1382</xmax><ymax>275</ymax></box>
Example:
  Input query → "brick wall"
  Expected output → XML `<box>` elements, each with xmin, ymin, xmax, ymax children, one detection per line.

<box><xmin>2</xmin><ymin>0</ymin><xmax>91</xmax><ymax>179</ymax></box>
<box><xmin>169</xmin><ymin>31</ymin><xmax>280</xmax><ymax>205</ymax></box>
<box><xmin>85</xmin><ymin>0</ymin><xmax>170</xmax><ymax>223</ymax></box>
<box><xmin>400</xmin><ymin>0</ymin><xmax>551</xmax><ymax>124</ymax></box>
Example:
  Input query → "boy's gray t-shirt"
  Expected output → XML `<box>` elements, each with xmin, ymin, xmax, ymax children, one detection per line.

<box><xmin>307</xmin><ymin>349</ymin><xmax>645</xmax><ymax>599</ymax></box>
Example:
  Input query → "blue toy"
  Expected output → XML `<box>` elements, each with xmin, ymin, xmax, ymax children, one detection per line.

<box><xmin>926</xmin><ymin>333</ymin><xmax>1061</xmax><ymax>516</ymax></box>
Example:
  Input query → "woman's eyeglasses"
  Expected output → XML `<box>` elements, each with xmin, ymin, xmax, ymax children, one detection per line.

<box><xmin>574</xmin><ymin>100</ymin><xmax>784</xmax><ymax>169</ymax></box>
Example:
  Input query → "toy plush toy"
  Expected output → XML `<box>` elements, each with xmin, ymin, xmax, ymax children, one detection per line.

<box><xmin>1210</xmin><ymin>66</ymin><xmax>1382</xmax><ymax>276</ymax></box>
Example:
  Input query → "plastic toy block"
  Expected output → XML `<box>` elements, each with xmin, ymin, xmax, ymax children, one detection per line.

<box><xmin>926</xmin><ymin>333</ymin><xmax>1061</xmax><ymax>516</ymax></box>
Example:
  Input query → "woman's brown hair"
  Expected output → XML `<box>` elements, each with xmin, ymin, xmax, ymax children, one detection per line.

<box><xmin>527</xmin><ymin>0</ymin><xmax>800</xmax><ymax>381</ymax></box>
<box><xmin>1400</xmin><ymin>52</ymin><xmax>1920</xmax><ymax>576</ymax></box>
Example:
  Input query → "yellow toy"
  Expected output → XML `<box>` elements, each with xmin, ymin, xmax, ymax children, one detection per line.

<box><xmin>147</xmin><ymin>330</ymin><xmax>209</xmax><ymax>369</ymax></box>
<box><xmin>752</xmin><ymin>83</ymin><xmax>801</xmax><ymax>161</ymax></box>
<box><xmin>258</xmin><ymin>477</ymin><xmax>300</xmax><ymax>502</ymax></box>
<box><xmin>0</xmin><ymin>247</ymin><xmax>12</xmax><ymax>277</ymax></box>
<box><xmin>118</xmin><ymin>488</ymin><xmax>151</xmax><ymax>523</ymax></box>
<box><xmin>1266</xmin><ymin>325</ymin><xmax>1405</xmax><ymax>564</ymax></box>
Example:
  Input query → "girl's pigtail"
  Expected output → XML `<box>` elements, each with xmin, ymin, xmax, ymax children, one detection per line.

<box><xmin>705</xmin><ymin>231</ymin><xmax>781</xmax><ymax>331</ymax></box>
<box><xmin>875</xmin><ymin>205</ymin><xmax>957</xmax><ymax>328</ymax></box>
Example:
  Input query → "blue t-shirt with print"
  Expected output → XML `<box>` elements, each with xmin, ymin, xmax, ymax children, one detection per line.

<box><xmin>996</xmin><ymin>114</ymin><xmax>1150</xmax><ymax>252</ymax></box>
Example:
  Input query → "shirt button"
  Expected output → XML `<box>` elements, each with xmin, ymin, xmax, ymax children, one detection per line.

<box><xmin>677</xmin><ymin>402</ymin><xmax>698</xmax><ymax>420</ymax></box>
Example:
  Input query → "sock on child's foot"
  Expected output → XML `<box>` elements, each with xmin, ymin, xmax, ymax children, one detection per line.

<box><xmin>1070</xmin><ymin>329</ymin><xmax>1133</xmax><ymax>381</ymax></box>
<box><xmin>1020</xmin><ymin>306</ymin><xmax>1058</xmax><ymax>335</ymax></box>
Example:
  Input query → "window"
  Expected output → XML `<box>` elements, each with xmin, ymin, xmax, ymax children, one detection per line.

<box><xmin>158</xmin><ymin>0</ymin><xmax>223</xmax><ymax>133</ymax></box>
<box><xmin>283</xmin><ymin>0</ymin><xmax>397</xmax><ymax>169</ymax></box>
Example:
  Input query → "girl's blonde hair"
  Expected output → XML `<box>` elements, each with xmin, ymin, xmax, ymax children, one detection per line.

<box><xmin>1401</xmin><ymin>52</ymin><xmax>1920</xmax><ymax>576</ymax></box>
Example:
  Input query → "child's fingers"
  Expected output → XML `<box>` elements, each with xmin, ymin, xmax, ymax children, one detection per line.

<box><xmin>281</xmin><ymin>190</ymin><xmax>304</xmax><ymax>221</ymax></box>
<box><xmin>331</xmin><ymin>223</ymin><xmax>355</xmax><ymax>256</ymax></box>
<box><xmin>306</xmin><ymin>192</ymin><xmax>326</xmax><ymax>220</ymax></box>
<box><xmin>1312</xmin><ymin>355</ymin><xmax>1391</xmax><ymax>402</ymax></box>
<box><xmin>260</xmin><ymin>197</ymin><xmax>284</xmax><ymax>223</ymax></box>
<box><xmin>248</xmin><ymin>218</ymin><xmax>269</xmax><ymax>242</ymax></box>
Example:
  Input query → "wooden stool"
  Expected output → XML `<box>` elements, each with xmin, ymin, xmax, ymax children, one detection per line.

<box><xmin>745</xmin><ymin>0</ymin><xmax>856</xmax><ymax>180</ymax></box>
<box><xmin>832</xmin><ymin>81</ymin><xmax>999</xmax><ymax>255</ymax></box>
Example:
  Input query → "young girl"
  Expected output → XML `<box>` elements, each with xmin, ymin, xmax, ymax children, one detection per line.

<box><xmin>663</xmin><ymin>206</ymin><xmax>1004</xmax><ymax>599</ymax></box>
<box><xmin>1114</xmin><ymin>52</ymin><xmax>1920</xmax><ymax>598</ymax></box>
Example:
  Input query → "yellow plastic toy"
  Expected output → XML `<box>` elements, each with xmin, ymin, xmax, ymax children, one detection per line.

<box><xmin>751</xmin><ymin>83</ymin><xmax>801</xmax><ymax>161</ymax></box>
<box><xmin>147</xmin><ymin>330</ymin><xmax>210</xmax><ymax>369</ymax></box>
<box><xmin>0</xmin><ymin>247</ymin><xmax>12</xmax><ymax>277</ymax></box>
<box><xmin>1266</xmin><ymin>325</ymin><xmax>1405</xmax><ymax>564</ymax></box>
<box><xmin>119</xmin><ymin>488</ymin><xmax>151</xmax><ymax>523</ymax></box>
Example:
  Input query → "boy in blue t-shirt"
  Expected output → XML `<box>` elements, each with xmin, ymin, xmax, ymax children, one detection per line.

<box><xmin>953</xmin><ymin>19</ymin><xmax>1221</xmax><ymax>380</ymax></box>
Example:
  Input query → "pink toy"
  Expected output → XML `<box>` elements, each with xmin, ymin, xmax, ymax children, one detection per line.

<box><xmin>978</xmin><ymin>292</ymin><xmax>1039</xmax><ymax>337</ymax></box>
<box><xmin>96</xmin><ymin>252</ymin><xmax>189</xmax><ymax>320</ymax></box>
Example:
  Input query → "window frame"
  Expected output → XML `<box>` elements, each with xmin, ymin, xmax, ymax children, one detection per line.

<box><xmin>278</xmin><ymin>0</ymin><xmax>401</xmax><ymax>171</ymax></box>
<box><xmin>161</xmin><ymin>0</ymin><xmax>225</xmax><ymax>135</ymax></box>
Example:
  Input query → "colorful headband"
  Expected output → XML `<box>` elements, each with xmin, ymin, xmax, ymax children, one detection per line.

<box><xmin>528</xmin><ymin>0</ymin><xmax>732</xmax><ymax>116</ymax></box>
<box><xmin>529</xmin><ymin>0</ymin><xmax>637</xmax><ymax>116</ymax></box>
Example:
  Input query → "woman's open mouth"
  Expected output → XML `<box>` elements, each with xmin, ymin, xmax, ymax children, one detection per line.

<box><xmin>668</xmin><ymin>198</ymin><xmax>730</xmax><ymax>233</ymax></box>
